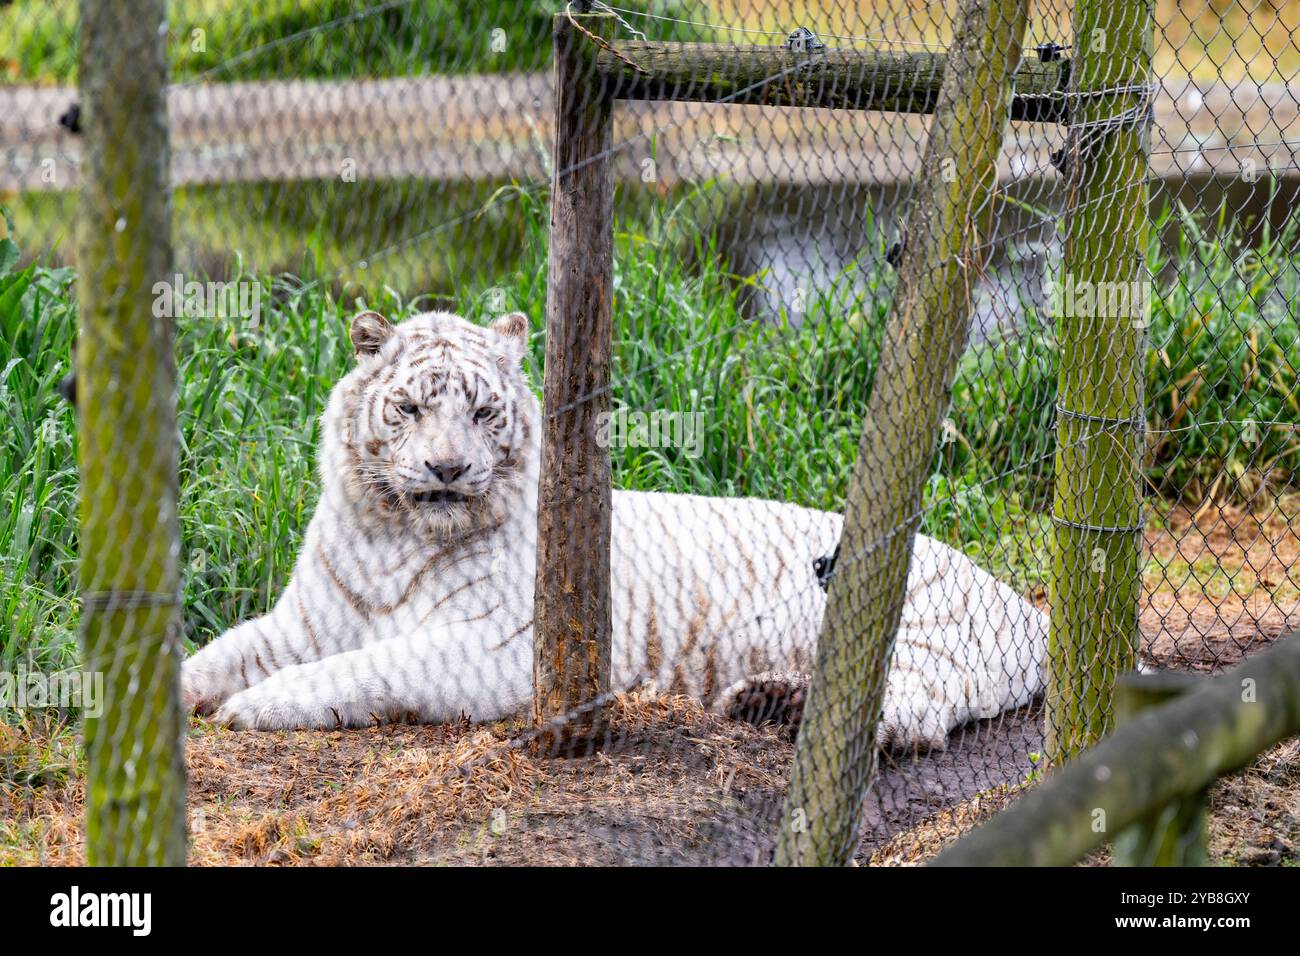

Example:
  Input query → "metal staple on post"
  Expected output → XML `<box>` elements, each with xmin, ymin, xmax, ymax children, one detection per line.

<box><xmin>565</xmin><ymin>1</ymin><xmax>648</xmax><ymax>74</ymax></box>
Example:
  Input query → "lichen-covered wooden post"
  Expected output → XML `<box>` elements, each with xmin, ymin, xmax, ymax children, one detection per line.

<box><xmin>1046</xmin><ymin>0</ymin><xmax>1154</xmax><ymax>763</ymax></box>
<box><xmin>774</xmin><ymin>0</ymin><xmax>1030</xmax><ymax>866</ymax></box>
<box><xmin>533</xmin><ymin>9</ymin><xmax>615</xmax><ymax>749</ymax></box>
<box><xmin>78</xmin><ymin>0</ymin><xmax>187</xmax><ymax>865</ymax></box>
<box><xmin>1112</xmin><ymin>672</ymin><xmax>1208</xmax><ymax>866</ymax></box>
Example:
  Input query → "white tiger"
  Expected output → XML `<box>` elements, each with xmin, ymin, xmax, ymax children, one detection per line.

<box><xmin>182</xmin><ymin>309</ymin><xmax>1047</xmax><ymax>750</ymax></box>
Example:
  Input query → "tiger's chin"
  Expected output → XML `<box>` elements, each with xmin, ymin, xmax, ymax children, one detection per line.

<box><xmin>343</xmin><ymin>460</ymin><xmax>533</xmax><ymax>542</ymax></box>
<box><xmin>394</xmin><ymin>477</ymin><xmax>525</xmax><ymax>541</ymax></box>
<box><xmin>413</xmin><ymin>498</ymin><xmax>482</xmax><ymax>536</ymax></box>
<box><xmin>410</xmin><ymin>489</ymin><xmax>469</xmax><ymax>505</ymax></box>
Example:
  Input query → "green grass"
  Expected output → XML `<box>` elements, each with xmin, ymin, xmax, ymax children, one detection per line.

<box><xmin>1</xmin><ymin>0</ymin><xmax>708</xmax><ymax>85</ymax></box>
<box><xmin>1142</xmin><ymin>202</ymin><xmax>1300</xmax><ymax>501</ymax></box>
<box><xmin>8</xmin><ymin>0</ymin><xmax>1298</xmax><ymax>86</ymax></box>
<box><xmin>0</xmin><ymin>239</ymin><xmax>79</xmax><ymax>678</ymax></box>
<box><xmin>0</xmin><ymin>183</ymin><xmax>889</xmax><ymax>673</ymax></box>
<box><xmin>4</xmin><ymin>186</ymin><xmax>1300</xmax><ymax>685</ymax></box>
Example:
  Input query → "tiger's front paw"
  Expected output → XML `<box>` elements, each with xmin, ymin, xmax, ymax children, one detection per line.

<box><xmin>214</xmin><ymin>681</ymin><xmax>345</xmax><ymax>731</ymax></box>
<box><xmin>878</xmin><ymin>689</ymin><xmax>954</xmax><ymax>753</ymax></box>
<box><xmin>181</xmin><ymin>655</ymin><xmax>246</xmax><ymax>717</ymax></box>
<box><xmin>722</xmin><ymin>672</ymin><xmax>808</xmax><ymax>730</ymax></box>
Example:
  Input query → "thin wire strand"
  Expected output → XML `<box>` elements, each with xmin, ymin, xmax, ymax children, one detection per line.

<box><xmin>177</xmin><ymin>0</ymin><xmax>418</xmax><ymax>85</ymax></box>
<box><xmin>604</xmin><ymin>4</ymin><xmax>949</xmax><ymax>49</ymax></box>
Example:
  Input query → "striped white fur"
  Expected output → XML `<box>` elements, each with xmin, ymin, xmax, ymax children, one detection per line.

<box><xmin>182</xmin><ymin>310</ymin><xmax>1047</xmax><ymax>750</ymax></box>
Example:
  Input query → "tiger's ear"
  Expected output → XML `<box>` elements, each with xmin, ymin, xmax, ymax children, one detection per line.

<box><xmin>350</xmin><ymin>310</ymin><xmax>394</xmax><ymax>356</ymax></box>
<box><xmin>489</xmin><ymin>311</ymin><xmax>528</xmax><ymax>362</ymax></box>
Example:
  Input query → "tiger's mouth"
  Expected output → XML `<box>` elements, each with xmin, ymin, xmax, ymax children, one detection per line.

<box><xmin>411</xmin><ymin>489</ymin><xmax>469</xmax><ymax>505</ymax></box>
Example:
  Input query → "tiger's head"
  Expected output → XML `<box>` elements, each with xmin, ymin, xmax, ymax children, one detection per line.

<box><xmin>322</xmin><ymin>309</ymin><xmax>540</xmax><ymax>539</ymax></box>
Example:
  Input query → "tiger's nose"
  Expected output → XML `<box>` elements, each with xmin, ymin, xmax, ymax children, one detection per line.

<box><xmin>425</xmin><ymin>460</ymin><xmax>469</xmax><ymax>485</ymax></box>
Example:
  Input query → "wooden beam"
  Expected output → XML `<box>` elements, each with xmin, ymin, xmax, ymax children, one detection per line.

<box><xmin>933</xmin><ymin>632</ymin><xmax>1300</xmax><ymax>866</ymax></box>
<box><xmin>532</xmin><ymin>12</ymin><xmax>616</xmax><ymax>751</ymax></box>
<box><xmin>773</xmin><ymin>0</ymin><xmax>1031</xmax><ymax>866</ymax></box>
<box><xmin>1113</xmin><ymin>672</ymin><xmax>1209</xmax><ymax>866</ymax></box>
<box><xmin>1045</xmin><ymin>0</ymin><xmax>1154</xmax><ymax>763</ymax></box>
<box><xmin>596</xmin><ymin>42</ymin><xmax>1069</xmax><ymax>121</ymax></box>
<box><xmin>78</xmin><ymin>0</ymin><xmax>187</xmax><ymax>865</ymax></box>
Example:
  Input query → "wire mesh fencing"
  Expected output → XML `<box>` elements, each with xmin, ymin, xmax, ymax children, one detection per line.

<box><xmin>1</xmin><ymin>0</ymin><xmax>1298</xmax><ymax>866</ymax></box>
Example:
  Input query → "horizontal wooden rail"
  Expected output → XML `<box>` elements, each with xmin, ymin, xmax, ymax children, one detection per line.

<box><xmin>596</xmin><ymin>43</ymin><xmax>1071</xmax><ymax>121</ymax></box>
<box><xmin>932</xmin><ymin>631</ymin><xmax>1300</xmax><ymax>866</ymax></box>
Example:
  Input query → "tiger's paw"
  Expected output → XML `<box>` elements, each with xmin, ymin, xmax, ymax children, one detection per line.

<box><xmin>213</xmin><ymin>678</ymin><xmax>351</xmax><ymax>731</ymax></box>
<box><xmin>877</xmin><ymin>692</ymin><xmax>954</xmax><ymax>754</ymax></box>
<box><xmin>721</xmin><ymin>672</ymin><xmax>808</xmax><ymax>731</ymax></box>
<box><xmin>181</xmin><ymin>656</ymin><xmax>244</xmax><ymax>717</ymax></box>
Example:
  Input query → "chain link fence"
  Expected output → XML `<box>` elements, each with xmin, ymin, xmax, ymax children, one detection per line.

<box><xmin>1</xmin><ymin>0</ymin><xmax>1298</xmax><ymax>865</ymax></box>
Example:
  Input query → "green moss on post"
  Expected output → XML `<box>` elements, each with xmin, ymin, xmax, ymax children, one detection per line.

<box><xmin>1046</xmin><ymin>0</ymin><xmax>1155</xmax><ymax>763</ymax></box>
<box><xmin>77</xmin><ymin>0</ymin><xmax>187</xmax><ymax>865</ymax></box>
<box><xmin>773</xmin><ymin>0</ymin><xmax>1030</xmax><ymax>866</ymax></box>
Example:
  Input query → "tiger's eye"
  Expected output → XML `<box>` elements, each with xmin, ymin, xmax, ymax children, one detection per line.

<box><xmin>398</xmin><ymin>402</ymin><xmax>419</xmax><ymax>417</ymax></box>
<box><xmin>473</xmin><ymin>407</ymin><xmax>495</xmax><ymax>423</ymax></box>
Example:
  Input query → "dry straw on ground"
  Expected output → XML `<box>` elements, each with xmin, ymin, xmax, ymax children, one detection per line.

<box><xmin>3</xmin><ymin>689</ymin><xmax>1295</xmax><ymax>866</ymax></box>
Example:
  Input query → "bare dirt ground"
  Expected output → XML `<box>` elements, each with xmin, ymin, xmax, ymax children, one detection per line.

<box><xmin>3</xmin><ymin>694</ymin><xmax>797</xmax><ymax>866</ymax></box>
<box><xmin>867</xmin><ymin>738</ymin><xmax>1300</xmax><ymax>867</ymax></box>
<box><xmin>4</xmin><ymin>693</ymin><xmax>1293</xmax><ymax>867</ymax></box>
<box><xmin>2</xmin><ymin>500</ymin><xmax>1297</xmax><ymax>866</ymax></box>
<box><xmin>1142</xmin><ymin>498</ymin><xmax>1300</xmax><ymax>672</ymax></box>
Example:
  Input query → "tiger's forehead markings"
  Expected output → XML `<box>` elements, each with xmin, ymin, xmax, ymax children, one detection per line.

<box><xmin>400</xmin><ymin>326</ymin><xmax>491</xmax><ymax>353</ymax></box>
<box><xmin>403</xmin><ymin>335</ymin><xmax>459</xmax><ymax>354</ymax></box>
<box><xmin>397</xmin><ymin>334</ymin><xmax>495</xmax><ymax>372</ymax></box>
<box><xmin>353</xmin><ymin>352</ymin><xmax>398</xmax><ymax>396</ymax></box>
<box><xmin>388</xmin><ymin>357</ymin><xmax>503</xmax><ymax>408</ymax></box>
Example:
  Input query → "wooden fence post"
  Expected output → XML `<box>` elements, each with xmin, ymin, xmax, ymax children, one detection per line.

<box><xmin>774</xmin><ymin>0</ymin><xmax>1030</xmax><ymax>865</ymax></box>
<box><xmin>1046</xmin><ymin>0</ymin><xmax>1155</xmax><ymax>763</ymax></box>
<box><xmin>533</xmin><ymin>10</ymin><xmax>616</xmax><ymax>749</ymax></box>
<box><xmin>1112</xmin><ymin>671</ymin><xmax>1209</xmax><ymax>866</ymax></box>
<box><xmin>77</xmin><ymin>0</ymin><xmax>187</xmax><ymax>865</ymax></box>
